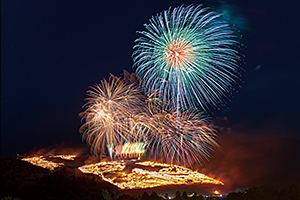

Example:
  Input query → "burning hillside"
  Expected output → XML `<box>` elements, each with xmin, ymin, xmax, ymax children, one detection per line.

<box><xmin>21</xmin><ymin>155</ymin><xmax>223</xmax><ymax>190</ymax></box>
<box><xmin>21</xmin><ymin>156</ymin><xmax>65</xmax><ymax>170</ymax></box>
<box><xmin>78</xmin><ymin>160</ymin><xmax>223</xmax><ymax>189</ymax></box>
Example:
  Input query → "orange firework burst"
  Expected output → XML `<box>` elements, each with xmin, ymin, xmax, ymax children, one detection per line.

<box><xmin>165</xmin><ymin>38</ymin><xmax>195</xmax><ymax>69</ymax></box>
<box><xmin>79</xmin><ymin>74</ymin><xmax>145</xmax><ymax>159</ymax></box>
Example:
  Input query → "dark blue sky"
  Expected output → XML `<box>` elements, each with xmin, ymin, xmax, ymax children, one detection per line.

<box><xmin>2</xmin><ymin>0</ymin><xmax>300</xmax><ymax>156</ymax></box>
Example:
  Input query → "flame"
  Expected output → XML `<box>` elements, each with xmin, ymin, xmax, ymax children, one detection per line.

<box><xmin>21</xmin><ymin>156</ymin><xmax>64</xmax><ymax>170</ymax></box>
<box><xmin>78</xmin><ymin>160</ymin><xmax>223</xmax><ymax>189</ymax></box>
<box><xmin>213</xmin><ymin>190</ymin><xmax>220</xmax><ymax>195</ymax></box>
<box><xmin>22</xmin><ymin>154</ymin><xmax>224</xmax><ymax>190</ymax></box>
<box><xmin>49</xmin><ymin>154</ymin><xmax>77</xmax><ymax>160</ymax></box>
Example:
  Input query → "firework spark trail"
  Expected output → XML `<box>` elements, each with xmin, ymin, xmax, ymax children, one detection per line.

<box><xmin>78</xmin><ymin>4</ymin><xmax>241</xmax><ymax>166</ymax></box>
<box><xmin>133</xmin><ymin>4</ymin><xmax>240</xmax><ymax>110</ymax></box>
<box><xmin>79</xmin><ymin>74</ymin><xmax>145</xmax><ymax>159</ymax></box>
<box><xmin>114</xmin><ymin>142</ymin><xmax>146</xmax><ymax>160</ymax></box>
<box><xmin>136</xmin><ymin>101</ymin><xmax>220</xmax><ymax>167</ymax></box>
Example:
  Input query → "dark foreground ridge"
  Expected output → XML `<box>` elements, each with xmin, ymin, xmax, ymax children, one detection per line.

<box><xmin>1</xmin><ymin>138</ymin><xmax>300</xmax><ymax>199</ymax></box>
<box><xmin>0</xmin><ymin>156</ymin><xmax>118</xmax><ymax>200</ymax></box>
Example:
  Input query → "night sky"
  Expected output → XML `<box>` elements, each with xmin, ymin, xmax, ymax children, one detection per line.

<box><xmin>2</xmin><ymin>0</ymin><xmax>300</xmax><ymax>157</ymax></box>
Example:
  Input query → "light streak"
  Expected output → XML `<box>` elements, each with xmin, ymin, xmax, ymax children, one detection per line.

<box><xmin>136</xmin><ymin>102</ymin><xmax>220</xmax><ymax>167</ymax></box>
<box><xmin>114</xmin><ymin>142</ymin><xmax>146</xmax><ymax>160</ymax></box>
<box><xmin>79</xmin><ymin>73</ymin><xmax>220</xmax><ymax>167</ymax></box>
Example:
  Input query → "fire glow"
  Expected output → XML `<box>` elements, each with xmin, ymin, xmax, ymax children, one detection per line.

<box><xmin>21</xmin><ymin>156</ymin><xmax>64</xmax><ymax>170</ymax></box>
<box><xmin>48</xmin><ymin>154</ymin><xmax>77</xmax><ymax>160</ymax></box>
<box><xmin>21</xmin><ymin>154</ymin><xmax>77</xmax><ymax>170</ymax></box>
<box><xmin>78</xmin><ymin>160</ymin><xmax>223</xmax><ymax>189</ymax></box>
<box><xmin>22</xmin><ymin>154</ymin><xmax>223</xmax><ymax>190</ymax></box>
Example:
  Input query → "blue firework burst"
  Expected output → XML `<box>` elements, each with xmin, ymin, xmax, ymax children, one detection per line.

<box><xmin>132</xmin><ymin>4</ymin><xmax>240</xmax><ymax>110</ymax></box>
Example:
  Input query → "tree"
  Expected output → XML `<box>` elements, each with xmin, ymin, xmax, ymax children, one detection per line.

<box><xmin>140</xmin><ymin>192</ymin><xmax>150</xmax><ymax>200</ymax></box>
<box><xmin>226</xmin><ymin>192</ymin><xmax>245</xmax><ymax>200</ymax></box>
<box><xmin>164</xmin><ymin>193</ymin><xmax>169</xmax><ymax>200</ymax></box>
<box><xmin>181</xmin><ymin>191</ymin><xmax>188</xmax><ymax>200</ymax></box>
<box><xmin>174</xmin><ymin>191</ymin><xmax>182</xmax><ymax>200</ymax></box>
<box><xmin>102</xmin><ymin>188</ymin><xmax>124</xmax><ymax>200</ymax></box>
<box><xmin>245</xmin><ymin>185</ymin><xmax>277</xmax><ymax>200</ymax></box>
<box><xmin>150</xmin><ymin>191</ymin><xmax>160</xmax><ymax>200</ymax></box>
<box><xmin>190</xmin><ymin>194</ymin><xmax>204</xmax><ymax>200</ymax></box>
<box><xmin>102</xmin><ymin>189</ymin><xmax>112</xmax><ymax>200</ymax></box>
<box><xmin>277</xmin><ymin>184</ymin><xmax>300</xmax><ymax>200</ymax></box>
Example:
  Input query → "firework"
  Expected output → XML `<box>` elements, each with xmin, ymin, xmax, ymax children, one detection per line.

<box><xmin>79</xmin><ymin>75</ymin><xmax>144</xmax><ymax>159</ymax></box>
<box><xmin>132</xmin><ymin>4</ymin><xmax>240</xmax><ymax>110</ymax></box>
<box><xmin>114</xmin><ymin>142</ymin><xmax>146</xmax><ymax>160</ymax></box>
<box><xmin>137</xmin><ymin>101</ymin><xmax>219</xmax><ymax>167</ymax></box>
<box><xmin>79</xmin><ymin>73</ymin><xmax>219</xmax><ymax>165</ymax></box>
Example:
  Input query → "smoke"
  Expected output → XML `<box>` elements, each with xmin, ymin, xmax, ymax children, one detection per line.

<box><xmin>215</xmin><ymin>1</ymin><xmax>249</xmax><ymax>35</ymax></box>
<box><xmin>197</xmin><ymin>127</ymin><xmax>300</xmax><ymax>193</ymax></box>
<box><xmin>25</xmin><ymin>141</ymin><xmax>89</xmax><ymax>157</ymax></box>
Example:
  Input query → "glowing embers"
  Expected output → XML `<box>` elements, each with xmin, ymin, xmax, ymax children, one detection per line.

<box><xmin>114</xmin><ymin>142</ymin><xmax>146</xmax><ymax>160</ymax></box>
<box><xmin>78</xmin><ymin>160</ymin><xmax>223</xmax><ymax>189</ymax></box>
<box><xmin>78</xmin><ymin>161</ymin><xmax>126</xmax><ymax>175</ymax></box>
<box><xmin>21</xmin><ymin>154</ymin><xmax>77</xmax><ymax>170</ymax></box>
<box><xmin>21</xmin><ymin>156</ymin><xmax>64</xmax><ymax>170</ymax></box>
<box><xmin>49</xmin><ymin>154</ymin><xmax>76</xmax><ymax>160</ymax></box>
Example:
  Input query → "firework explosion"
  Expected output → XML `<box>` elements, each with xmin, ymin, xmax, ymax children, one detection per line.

<box><xmin>114</xmin><ymin>142</ymin><xmax>147</xmax><ymax>160</ymax></box>
<box><xmin>79</xmin><ymin>4</ymin><xmax>241</xmax><ymax>169</ymax></box>
<box><xmin>137</xmin><ymin>101</ymin><xmax>219</xmax><ymax>167</ymax></box>
<box><xmin>133</xmin><ymin>4</ymin><xmax>239</xmax><ymax>110</ymax></box>
<box><xmin>79</xmin><ymin>74</ymin><xmax>220</xmax><ymax>167</ymax></box>
<box><xmin>79</xmin><ymin>74</ymin><xmax>144</xmax><ymax>159</ymax></box>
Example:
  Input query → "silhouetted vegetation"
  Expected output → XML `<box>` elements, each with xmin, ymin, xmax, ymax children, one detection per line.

<box><xmin>1</xmin><ymin>156</ymin><xmax>300</xmax><ymax>200</ymax></box>
<box><xmin>189</xmin><ymin>194</ymin><xmax>204</xmax><ymax>200</ymax></box>
<box><xmin>227</xmin><ymin>184</ymin><xmax>300</xmax><ymax>200</ymax></box>
<box><xmin>0</xmin><ymin>156</ymin><xmax>132</xmax><ymax>200</ymax></box>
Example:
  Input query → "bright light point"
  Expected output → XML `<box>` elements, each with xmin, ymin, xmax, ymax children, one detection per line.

<box><xmin>213</xmin><ymin>190</ymin><xmax>220</xmax><ymax>195</ymax></box>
